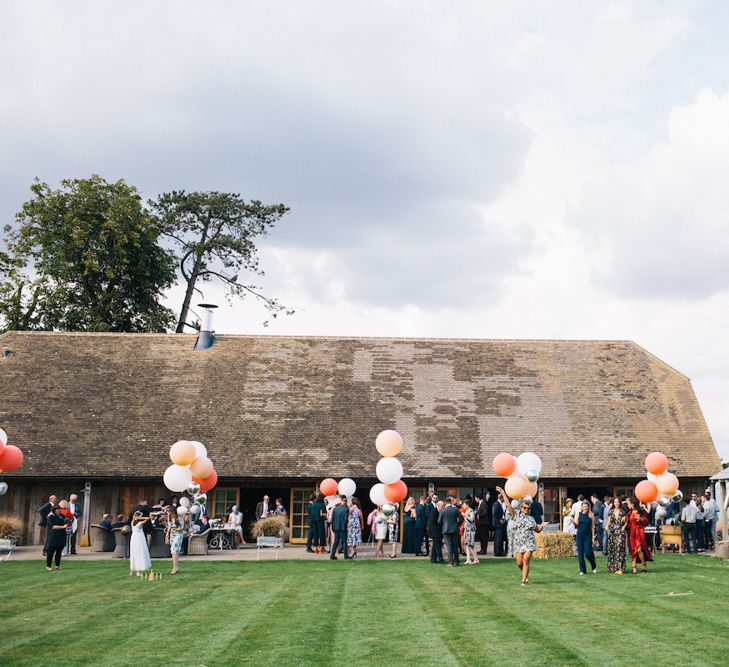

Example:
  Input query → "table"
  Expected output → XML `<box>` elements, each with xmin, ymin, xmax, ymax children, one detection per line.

<box><xmin>208</xmin><ymin>527</ymin><xmax>236</xmax><ymax>551</ymax></box>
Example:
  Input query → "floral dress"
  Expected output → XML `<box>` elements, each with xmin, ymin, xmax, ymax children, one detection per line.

<box><xmin>347</xmin><ymin>505</ymin><xmax>362</xmax><ymax>546</ymax></box>
<box><xmin>607</xmin><ymin>509</ymin><xmax>626</xmax><ymax>572</ymax></box>
<box><xmin>387</xmin><ymin>511</ymin><xmax>399</xmax><ymax>543</ymax></box>
<box><xmin>168</xmin><ymin>518</ymin><xmax>185</xmax><ymax>555</ymax></box>
<box><xmin>463</xmin><ymin>509</ymin><xmax>476</xmax><ymax>548</ymax></box>
<box><xmin>512</xmin><ymin>512</ymin><xmax>537</xmax><ymax>553</ymax></box>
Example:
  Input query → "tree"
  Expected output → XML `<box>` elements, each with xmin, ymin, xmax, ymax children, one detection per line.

<box><xmin>2</xmin><ymin>175</ymin><xmax>176</xmax><ymax>332</ymax></box>
<box><xmin>150</xmin><ymin>191</ymin><xmax>292</xmax><ymax>332</ymax></box>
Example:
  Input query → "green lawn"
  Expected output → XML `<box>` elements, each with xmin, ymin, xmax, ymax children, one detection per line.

<box><xmin>1</xmin><ymin>554</ymin><xmax>728</xmax><ymax>666</ymax></box>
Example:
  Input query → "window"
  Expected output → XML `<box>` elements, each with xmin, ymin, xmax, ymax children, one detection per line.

<box><xmin>211</xmin><ymin>488</ymin><xmax>239</xmax><ymax>519</ymax></box>
<box><xmin>289</xmin><ymin>488</ymin><xmax>316</xmax><ymax>543</ymax></box>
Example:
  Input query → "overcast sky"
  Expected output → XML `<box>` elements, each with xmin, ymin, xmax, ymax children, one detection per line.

<box><xmin>2</xmin><ymin>1</ymin><xmax>729</xmax><ymax>461</ymax></box>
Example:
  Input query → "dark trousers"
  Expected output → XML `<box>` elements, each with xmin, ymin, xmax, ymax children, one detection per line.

<box><xmin>477</xmin><ymin>523</ymin><xmax>490</xmax><ymax>553</ymax></box>
<box><xmin>493</xmin><ymin>525</ymin><xmax>506</xmax><ymax>556</ymax></box>
<box><xmin>576</xmin><ymin>534</ymin><xmax>596</xmax><ymax>573</ymax></box>
<box><xmin>306</xmin><ymin>524</ymin><xmax>313</xmax><ymax>550</ymax></box>
<box><xmin>331</xmin><ymin>530</ymin><xmax>347</xmax><ymax>558</ymax></box>
<box><xmin>70</xmin><ymin>531</ymin><xmax>78</xmax><ymax>554</ymax></box>
<box><xmin>46</xmin><ymin>546</ymin><xmax>63</xmax><ymax>567</ymax></box>
<box><xmin>415</xmin><ymin>527</ymin><xmax>425</xmax><ymax>554</ymax></box>
<box><xmin>311</xmin><ymin>522</ymin><xmax>325</xmax><ymax>548</ymax></box>
<box><xmin>705</xmin><ymin>519</ymin><xmax>716</xmax><ymax>548</ymax></box>
<box><xmin>594</xmin><ymin>524</ymin><xmax>603</xmax><ymax>550</ymax></box>
<box><xmin>682</xmin><ymin>523</ymin><xmax>697</xmax><ymax>552</ymax></box>
<box><xmin>430</xmin><ymin>536</ymin><xmax>444</xmax><ymax>563</ymax></box>
<box><xmin>444</xmin><ymin>532</ymin><xmax>460</xmax><ymax>566</ymax></box>
<box><xmin>696</xmin><ymin>519</ymin><xmax>705</xmax><ymax>549</ymax></box>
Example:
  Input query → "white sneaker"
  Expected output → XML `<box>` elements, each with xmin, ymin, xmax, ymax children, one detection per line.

<box><xmin>592</xmin><ymin>568</ymin><xmax>598</xmax><ymax>574</ymax></box>
<box><xmin>579</xmin><ymin>572</ymin><xmax>584</xmax><ymax>575</ymax></box>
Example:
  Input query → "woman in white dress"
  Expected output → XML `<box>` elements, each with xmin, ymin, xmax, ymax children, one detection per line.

<box><xmin>373</xmin><ymin>507</ymin><xmax>387</xmax><ymax>558</ymax></box>
<box><xmin>129</xmin><ymin>511</ymin><xmax>152</xmax><ymax>576</ymax></box>
<box><xmin>227</xmin><ymin>505</ymin><xmax>244</xmax><ymax>547</ymax></box>
<box><xmin>562</xmin><ymin>498</ymin><xmax>576</xmax><ymax>534</ymax></box>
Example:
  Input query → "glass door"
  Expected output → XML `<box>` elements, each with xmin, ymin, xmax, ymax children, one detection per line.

<box><xmin>289</xmin><ymin>488</ymin><xmax>315</xmax><ymax>544</ymax></box>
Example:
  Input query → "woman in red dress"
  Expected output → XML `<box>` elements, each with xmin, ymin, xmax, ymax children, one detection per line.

<box><xmin>625</xmin><ymin>497</ymin><xmax>653</xmax><ymax>574</ymax></box>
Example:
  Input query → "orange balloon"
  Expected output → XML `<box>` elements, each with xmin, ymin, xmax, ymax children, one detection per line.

<box><xmin>504</xmin><ymin>476</ymin><xmax>529</xmax><ymax>500</ymax></box>
<box><xmin>190</xmin><ymin>456</ymin><xmax>214</xmax><ymax>479</ymax></box>
<box><xmin>384</xmin><ymin>480</ymin><xmax>408</xmax><ymax>503</ymax></box>
<box><xmin>320</xmin><ymin>478</ymin><xmax>338</xmax><ymax>496</ymax></box>
<box><xmin>656</xmin><ymin>472</ymin><xmax>679</xmax><ymax>496</ymax></box>
<box><xmin>645</xmin><ymin>452</ymin><xmax>669</xmax><ymax>476</ymax></box>
<box><xmin>635</xmin><ymin>479</ymin><xmax>659</xmax><ymax>503</ymax></box>
<box><xmin>195</xmin><ymin>469</ymin><xmax>217</xmax><ymax>493</ymax></box>
<box><xmin>169</xmin><ymin>440</ymin><xmax>197</xmax><ymax>466</ymax></box>
<box><xmin>0</xmin><ymin>444</ymin><xmax>23</xmax><ymax>472</ymax></box>
<box><xmin>493</xmin><ymin>452</ymin><xmax>517</xmax><ymax>478</ymax></box>
<box><xmin>375</xmin><ymin>430</ymin><xmax>403</xmax><ymax>457</ymax></box>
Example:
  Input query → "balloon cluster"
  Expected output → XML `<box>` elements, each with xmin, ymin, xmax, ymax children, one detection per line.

<box><xmin>318</xmin><ymin>476</ymin><xmax>357</xmax><ymax>511</ymax></box>
<box><xmin>163</xmin><ymin>440</ymin><xmax>218</xmax><ymax>501</ymax></box>
<box><xmin>0</xmin><ymin>428</ymin><xmax>24</xmax><ymax>493</ymax></box>
<box><xmin>492</xmin><ymin>451</ymin><xmax>543</xmax><ymax>503</ymax></box>
<box><xmin>634</xmin><ymin>452</ymin><xmax>682</xmax><ymax>506</ymax></box>
<box><xmin>368</xmin><ymin>430</ymin><xmax>408</xmax><ymax>516</ymax></box>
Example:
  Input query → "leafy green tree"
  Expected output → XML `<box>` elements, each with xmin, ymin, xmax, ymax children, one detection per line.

<box><xmin>2</xmin><ymin>175</ymin><xmax>176</xmax><ymax>332</ymax></box>
<box><xmin>150</xmin><ymin>191</ymin><xmax>292</xmax><ymax>333</ymax></box>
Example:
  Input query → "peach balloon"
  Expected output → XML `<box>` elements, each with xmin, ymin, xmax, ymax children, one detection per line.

<box><xmin>656</xmin><ymin>472</ymin><xmax>679</xmax><ymax>496</ymax></box>
<box><xmin>645</xmin><ymin>452</ymin><xmax>669</xmax><ymax>476</ymax></box>
<box><xmin>524</xmin><ymin>480</ymin><xmax>538</xmax><ymax>499</ymax></box>
<box><xmin>493</xmin><ymin>452</ymin><xmax>517</xmax><ymax>478</ymax></box>
<box><xmin>375</xmin><ymin>430</ymin><xmax>403</xmax><ymax>457</ymax></box>
<box><xmin>505</xmin><ymin>476</ymin><xmax>529</xmax><ymax>500</ymax></box>
<box><xmin>320</xmin><ymin>478</ymin><xmax>338</xmax><ymax>496</ymax></box>
<box><xmin>384</xmin><ymin>480</ymin><xmax>408</xmax><ymax>503</ymax></box>
<box><xmin>169</xmin><ymin>440</ymin><xmax>197</xmax><ymax>466</ymax></box>
<box><xmin>635</xmin><ymin>480</ymin><xmax>659</xmax><ymax>504</ymax></box>
<box><xmin>190</xmin><ymin>456</ymin><xmax>214</xmax><ymax>479</ymax></box>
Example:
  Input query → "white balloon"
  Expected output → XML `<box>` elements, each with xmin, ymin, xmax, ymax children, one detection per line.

<box><xmin>0</xmin><ymin>481</ymin><xmax>8</xmax><ymax>495</ymax></box>
<box><xmin>338</xmin><ymin>478</ymin><xmax>357</xmax><ymax>497</ymax></box>
<box><xmin>647</xmin><ymin>472</ymin><xmax>659</xmax><ymax>483</ymax></box>
<box><xmin>177</xmin><ymin>505</ymin><xmax>189</xmax><ymax>516</ymax></box>
<box><xmin>376</xmin><ymin>457</ymin><xmax>403</xmax><ymax>484</ymax></box>
<box><xmin>163</xmin><ymin>464</ymin><xmax>193</xmax><ymax>492</ymax></box>
<box><xmin>369</xmin><ymin>483</ymin><xmax>388</xmax><ymax>507</ymax></box>
<box><xmin>511</xmin><ymin>499</ymin><xmax>521</xmax><ymax>510</ymax></box>
<box><xmin>179</xmin><ymin>496</ymin><xmax>191</xmax><ymax>508</ymax></box>
<box><xmin>0</xmin><ymin>428</ymin><xmax>7</xmax><ymax>446</ymax></box>
<box><xmin>190</xmin><ymin>503</ymin><xmax>202</xmax><ymax>515</ymax></box>
<box><xmin>516</xmin><ymin>452</ymin><xmax>542</xmax><ymax>477</ymax></box>
<box><xmin>325</xmin><ymin>494</ymin><xmax>339</xmax><ymax>509</ymax></box>
<box><xmin>190</xmin><ymin>440</ymin><xmax>207</xmax><ymax>459</ymax></box>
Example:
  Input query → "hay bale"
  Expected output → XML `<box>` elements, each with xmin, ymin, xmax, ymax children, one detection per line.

<box><xmin>535</xmin><ymin>531</ymin><xmax>576</xmax><ymax>559</ymax></box>
<box><xmin>251</xmin><ymin>517</ymin><xmax>288</xmax><ymax>540</ymax></box>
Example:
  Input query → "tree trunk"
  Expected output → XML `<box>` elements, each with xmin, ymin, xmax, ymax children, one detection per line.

<box><xmin>176</xmin><ymin>271</ymin><xmax>199</xmax><ymax>333</ymax></box>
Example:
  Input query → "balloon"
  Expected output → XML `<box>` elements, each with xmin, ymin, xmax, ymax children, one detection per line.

<box><xmin>190</xmin><ymin>456</ymin><xmax>214</xmax><ymax>479</ymax></box>
<box><xmin>384</xmin><ymin>480</ymin><xmax>408</xmax><ymax>503</ymax></box>
<box><xmin>511</xmin><ymin>499</ymin><xmax>521</xmax><ymax>510</ymax></box>
<box><xmin>325</xmin><ymin>494</ymin><xmax>339</xmax><ymax>509</ymax></box>
<box><xmin>194</xmin><ymin>493</ymin><xmax>207</xmax><ymax>506</ymax></box>
<box><xmin>320</xmin><ymin>478</ymin><xmax>338</xmax><ymax>496</ymax></box>
<box><xmin>376</xmin><ymin>457</ymin><xmax>403</xmax><ymax>484</ymax></box>
<box><xmin>0</xmin><ymin>445</ymin><xmax>23</xmax><ymax>472</ymax></box>
<box><xmin>190</xmin><ymin>503</ymin><xmax>202</xmax><ymax>516</ymax></box>
<box><xmin>179</xmin><ymin>496</ymin><xmax>191</xmax><ymax>508</ymax></box>
<box><xmin>187</xmin><ymin>482</ymin><xmax>201</xmax><ymax>496</ymax></box>
<box><xmin>671</xmin><ymin>490</ymin><xmax>683</xmax><ymax>503</ymax></box>
<box><xmin>635</xmin><ymin>480</ymin><xmax>659</xmax><ymax>503</ymax></box>
<box><xmin>523</xmin><ymin>495</ymin><xmax>533</xmax><ymax>505</ymax></box>
<box><xmin>121</xmin><ymin>525</ymin><xmax>132</xmax><ymax>535</ymax></box>
<box><xmin>0</xmin><ymin>481</ymin><xmax>7</xmax><ymax>495</ymax></box>
<box><xmin>369</xmin><ymin>483</ymin><xmax>388</xmax><ymax>507</ymax></box>
<box><xmin>0</xmin><ymin>427</ymin><xmax>7</xmax><ymax>446</ymax></box>
<box><xmin>195</xmin><ymin>469</ymin><xmax>217</xmax><ymax>493</ymax></box>
<box><xmin>647</xmin><ymin>472</ymin><xmax>659</xmax><ymax>483</ymax></box>
<box><xmin>375</xmin><ymin>430</ymin><xmax>403</xmax><ymax>457</ymax></box>
<box><xmin>177</xmin><ymin>505</ymin><xmax>189</xmax><ymax>516</ymax></box>
<box><xmin>526</xmin><ymin>469</ymin><xmax>539</xmax><ymax>483</ymax></box>
<box><xmin>382</xmin><ymin>503</ymin><xmax>396</xmax><ymax>517</ymax></box>
<box><xmin>505</xmin><ymin>476</ymin><xmax>530</xmax><ymax>500</ymax></box>
<box><xmin>492</xmin><ymin>452</ymin><xmax>517</xmax><ymax>478</ymax></box>
<box><xmin>163</xmin><ymin>464</ymin><xmax>193</xmax><ymax>492</ymax></box>
<box><xmin>516</xmin><ymin>452</ymin><xmax>543</xmax><ymax>477</ymax></box>
<box><xmin>525</xmin><ymin>480</ymin><xmax>538</xmax><ymax>499</ymax></box>
<box><xmin>338</xmin><ymin>478</ymin><xmax>357</xmax><ymax>497</ymax></box>
<box><xmin>656</xmin><ymin>472</ymin><xmax>679</xmax><ymax>497</ymax></box>
<box><xmin>169</xmin><ymin>440</ymin><xmax>197</xmax><ymax>466</ymax></box>
<box><xmin>190</xmin><ymin>441</ymin><xmax>207</xmax><ymax>459</ymax></box>
<box><xmin>645</xmin><ymin>452</ymin><xmax>669</xmax><ymax>476</ymax></box>
<box><xmin>658</xmin><ymin>496</ymin><xmax>671</xmax><ymax>508</ymax></box>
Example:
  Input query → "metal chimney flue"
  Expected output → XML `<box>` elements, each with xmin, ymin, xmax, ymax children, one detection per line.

<box><xmin>193</xmin><ymin>303</ymin><xmax>218</xmax><ymax>352</ymax></box>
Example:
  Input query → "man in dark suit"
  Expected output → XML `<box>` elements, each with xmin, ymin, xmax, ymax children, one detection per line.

<box><xmin>492</xmin><ymin>494</ymin><xmax>507</xmax><ymax>556</ymax></box>
<box><xmin>428</xmin><ymin>500</ymin><xmax>444</xmax><ymax>563</ymax></box>
<box><xmin>590</xmin><ymin>494</ymin><xmax>603</xmax><ymax>549</ymax></box>
<box><xmin>438</xmin><ymin>497</ymin><xmax>464</xmax><ymax>567</ymax></box>
<box><xmin>330</xmin><ymin>496</ymin><xmax>351</xmax><ymax>560</ymax></box>
<box><xmin>414</xmin><ymin>496</ymin><xmax>427</xmax><ymax>556</ymax></box>
<box><xmin>255</xmin><ymin>495</ymin><xmax>271</xmax><ymax>520</ymax></box>
<box><xmin>38</xmin><ymin>494</ymin><xmax>58</xmax><ymax>556</ymax></box>
<box><xmin>305</xmin><ymin>493</ymin><xmax>316</xmax><ymax>552</ymax></box>
<box><xmin>475</xmin><ymin>493</ymin><xmax>491</xmax><ymax>555</ymax></box>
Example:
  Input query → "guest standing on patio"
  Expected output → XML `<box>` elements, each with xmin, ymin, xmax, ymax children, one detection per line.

<box><xmin>462</xmin><ymin>499</ymin><xmax>479</xmax><ymax>565</ymax></box>
<box><xmin>387</xmin><ymin>507</ymin><xmax>399</xmax><ymax>558</ymax></box>
<box><xmin>347</xmin><ymin>497</ymin><xmax>363</xmax><ymax>558</ymax></box>
<box><xmin>401</xmin><ymin>497</ymin><xmax>417</xmax><ymax>554</ymax></box>
<box><xmin>428</xmin><ymin>500</ymin><xmax>444</xmax><ymax>564</ymax></box>
<box><xmin>438</xmin><ymin>497</ymin><xmax>464</xmax><ymax>567</ymax></box>
<box><xmin>255</xmin><ymin>495</ymin><xmax>271</xmax><ymax>520</ymax></box>
<box><xmin>330</xmin><ymin>496</ymin><xmax>350</xmax><ymax>560</ymax></box>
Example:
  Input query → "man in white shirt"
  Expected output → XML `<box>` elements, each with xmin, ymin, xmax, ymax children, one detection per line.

<box><xmin>68</xmin><ymin>493</ymin><xmax>82</xmax><ymax>554</ymax></box>
<box><xmin>681</xmin><ymin>497</ymin><xmax>698</xmax><ymax>553</ymax></box>
<box><xmin>702</xmin><ymin>489</ymin><xmax>718</xmax><ymax>550</ymax></box>
<box><xmin>255</xmin><ymin>495</ymin><xmax>271</xmax><ymax>520</ymax></box>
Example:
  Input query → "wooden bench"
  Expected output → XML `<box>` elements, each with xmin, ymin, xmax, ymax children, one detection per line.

<box><xmin>256</xmin><ymin>536</ymin><xmax>283</xmax><ymax>560</ymax></box>
<box><xmin>0</xmin><ymin>538</ymin><xmax>15</xmax><ymax>561</ymax></box>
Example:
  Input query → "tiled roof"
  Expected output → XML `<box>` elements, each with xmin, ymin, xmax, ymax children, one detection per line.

<box><xmin>0</xmin><ymin>332</ymin><xmax>720</xmax><ymax>479</ymax></box>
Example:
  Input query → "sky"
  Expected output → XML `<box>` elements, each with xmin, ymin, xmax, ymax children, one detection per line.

<box><xmin>1</xmin><ymin>1</ymin><xmax>728</xmax><ymax>461</ymax></box>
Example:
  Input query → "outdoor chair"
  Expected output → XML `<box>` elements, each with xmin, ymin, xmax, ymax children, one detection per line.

<box><xmin>149</xmin><ymin>528</ymin><xmax>171</xmax><ymax>558</ymax></box>
<box><xmin>90</xmin><ymin>525</ymin><xmax>115</xmax><ymax>552</ymax></box>
<box><xmin>188</xmin><ymin>531</ymin><xmax>210</xmax><ymax>555</ymax></box>
<box><xmin>0</xmin><ymin>538</ymin><xmax>15</xmax><ymax>562</ymax></box>
<box><xmin>112</xmin><ymin>527</ymin><xmax>130</xmax><ymax>559</ymax></box>
<box><xmin>256</xmin><ymin>536</ymin><xmax>283</xmax><ymax>560</ymax></box>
